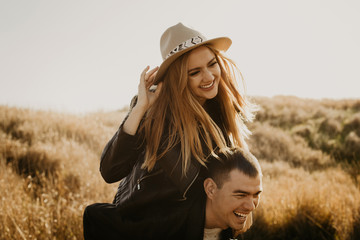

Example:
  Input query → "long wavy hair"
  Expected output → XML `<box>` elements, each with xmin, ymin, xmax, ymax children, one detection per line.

<box><xmin>139</xmin><ymin>45</ymin><xmax>255</xmax><ymax>174</ymax></box>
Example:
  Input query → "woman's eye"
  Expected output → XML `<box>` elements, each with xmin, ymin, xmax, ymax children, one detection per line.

<box><xmin>189</xmin><ymin>71</ymin><xmax>200</xmax><ymax>76</ymax></box>
<box><xmin>210</xmin><ymin>61</ymin><xmax>218</xmax><ymax>66</ymax></box>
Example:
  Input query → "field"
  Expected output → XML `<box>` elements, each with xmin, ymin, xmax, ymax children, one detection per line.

<box><xmin>1</xmin><ymin>96</ymin><xmax>360</xmax><ymax>240</ymax></box>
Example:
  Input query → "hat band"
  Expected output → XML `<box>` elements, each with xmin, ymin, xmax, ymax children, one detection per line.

<box><xmin>166</xmin><ymin>36</ymin><xmax>204</xmax><ymax>59</ymax></box>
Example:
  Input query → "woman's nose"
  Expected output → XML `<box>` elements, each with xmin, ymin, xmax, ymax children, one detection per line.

<box><xmin>203</xmin><ymin>68</ymin><xmax>214</xmax><ymax>82</ymax></box>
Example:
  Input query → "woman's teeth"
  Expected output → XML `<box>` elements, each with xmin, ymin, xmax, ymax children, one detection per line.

<box><xmin>200</xmin><ymin>81</ymin><xmax>214</xmax><ymax>89</ymax></box>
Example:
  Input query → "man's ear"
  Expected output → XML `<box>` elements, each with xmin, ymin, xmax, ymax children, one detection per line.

<box><xmin>204</xmin><ymin>178</ymin><xmax>217</xmax><ymax>200</ymax></box>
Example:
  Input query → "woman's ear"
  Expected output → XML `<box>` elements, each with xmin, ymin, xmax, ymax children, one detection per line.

<box><xmin>204</xmin><ymin>178</ymin><xmax>217</xmax><ymax>200</ymax></box>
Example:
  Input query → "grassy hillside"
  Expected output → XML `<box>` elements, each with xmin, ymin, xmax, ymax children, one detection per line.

<box><xmin>1</xmin><ymin>96</ymin><xmax>359</xmax><ymax>240</ymax></box>
<box><xmin>244</xmin><ymin>96</ymin><xmax>360</xmax><ymax>240</ymax></box>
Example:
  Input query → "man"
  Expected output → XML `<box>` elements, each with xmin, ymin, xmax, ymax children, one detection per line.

<box><xmin>202</xmin><ymin>148</ymin><xmax>263</xmax><ymax>240</ymax></box>
<box><xmin>83</xmin><ymin>148</ymin><xmax>262</xmax><ymax>240</ymax></box>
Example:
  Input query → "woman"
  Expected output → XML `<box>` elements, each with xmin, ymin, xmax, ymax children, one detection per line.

<box><xmin>83</xmin><ymin>23</ymin><xmax>255</xmax><ymax>240</ymax></box>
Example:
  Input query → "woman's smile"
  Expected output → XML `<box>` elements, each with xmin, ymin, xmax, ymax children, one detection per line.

<box><xmin>200</xmin><ymin>80</ymin><xmax>215</xmax><ymax>90</ymax></box>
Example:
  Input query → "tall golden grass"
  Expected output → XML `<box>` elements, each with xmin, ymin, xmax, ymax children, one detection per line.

<box><xmin>244</xmin><ymin>96</ymin><xmax>360</xmax><ymax>240</ymax></box>
<box><xmin>1</xmin><ymin>96</ymin><xmax>359</xmax><ymax>240</ymax></box>
<box><xmin>0</xmin><ymin>106</ymin><xmax>124</xmax><ymax>239</ymax></box>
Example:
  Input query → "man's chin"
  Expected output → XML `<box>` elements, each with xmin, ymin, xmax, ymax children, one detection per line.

<box><xmin>233</xmin><ymin>214</ymin><xmax>253</xmax><ymax>235</ymax></box>
<box><xmin>231</xmin><ymin>222</ymin><xmax>246</xmax><ymax>232</ymax></box>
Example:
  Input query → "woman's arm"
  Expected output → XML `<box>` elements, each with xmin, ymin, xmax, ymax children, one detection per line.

<box><xmin>99</xmin><ymin>113</ymin><xmax>140</xmax><ymax>183</ymax></box>
<box><xmin>99</xmin><ymin>66</ymin><xmax>162</xmax><ymax>183</ymax></box>
<box><xmin>122</xmin><ymin>103</ymin><xmax>147</xmax><ymax>135</ymax></box>
<box><xmin>123</xmin><ymin>65</ymin><xmax>161</xmax><ymax>135</ymax></box>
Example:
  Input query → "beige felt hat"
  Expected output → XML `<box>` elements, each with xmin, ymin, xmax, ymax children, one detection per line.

<box><xmin>154</xmin><ymin>23</ymin><xmax>232</xmax><ymax>84</ymax></box>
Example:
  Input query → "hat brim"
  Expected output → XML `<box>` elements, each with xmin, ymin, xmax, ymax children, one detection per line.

<box><xmin>154</xmin><ymin>37</ymin><xmax>232</xmax><ymax>84</ymax></box>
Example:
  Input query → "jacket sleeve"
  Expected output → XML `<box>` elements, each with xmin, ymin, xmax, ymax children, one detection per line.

<box><xmin>100</xmin><ymin>96</ymin><xmax>142</xmax><ymax>183</ymax></box>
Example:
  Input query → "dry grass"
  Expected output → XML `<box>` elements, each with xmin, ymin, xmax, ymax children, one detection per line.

<box><xmin>244</xmin><ymin>96</ymin><xmax>360</xmax><ymax>240</ymax></box>
<box><xmin>0</xmin><ymin>106</ymin><xmax>126</xmax><ymax>239</ymax></box>
<box><xmin>1</xmin><ymin>96</ymin><xmax>360</xmax><ymax>240</ymax></box>
<box><xmin>243</xmin><ymin>161</ymin><xmax>360</xmax><ymax>240</ymax></box>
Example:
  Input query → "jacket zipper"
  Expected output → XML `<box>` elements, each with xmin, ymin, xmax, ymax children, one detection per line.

<box><xmin>136</xmin><ymin>169</ymin><xmax>163</xmax><ymax>190</ymax></box>
<box><xmin>136</xmin><ymin>167</ymin><xmax>200</xmax><ymax>201</ymax></box>
<box><xmin>179</xmin><ymin>170</ymin><xmax>200</xmax><ymax>201</ymax></box>
<box><xmin>180</xmin><ymin>153</ymin><xmax>212</xmax><ymax>201</ymax></box>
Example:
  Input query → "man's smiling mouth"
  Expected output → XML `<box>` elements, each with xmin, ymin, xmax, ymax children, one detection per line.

<box><xmin>233</xmin><ymin>211</ymin><xmax>248</xmax><ymax>219</ymax></box>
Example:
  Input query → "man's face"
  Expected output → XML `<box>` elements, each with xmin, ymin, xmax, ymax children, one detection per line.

<box><xmin>207</xmin><ymin>169</ymin><xmax>262</xmax><ymax>231</ymax></box>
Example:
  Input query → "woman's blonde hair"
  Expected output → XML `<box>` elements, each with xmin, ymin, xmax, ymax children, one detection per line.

<box><xmin>140</xmin><ymin>45</ymin><xmax>255</xmax><ymax>175</ymax></box>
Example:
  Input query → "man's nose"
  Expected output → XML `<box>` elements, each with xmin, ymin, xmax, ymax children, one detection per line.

<box><xmin>244</xmin><ymin>198</ymin><xmax>256</xmax><ymax>211</ymax></box>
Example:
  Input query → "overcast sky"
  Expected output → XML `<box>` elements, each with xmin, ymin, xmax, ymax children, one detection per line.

<box><xmin>1</xmin><ymin>0</ymin><xmax>359</xmax><ymax>113</ymax></box>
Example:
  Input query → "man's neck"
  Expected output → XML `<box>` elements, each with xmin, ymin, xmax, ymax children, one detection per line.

<box><xmin>203</xmin><ymin>227</ymin><xmax>222</xmax><ymax>240</ymax></box>
<box><xmin>205</xmin><ymin>200</ymin><xmax>226</xmax><ymax>229</ymax></box>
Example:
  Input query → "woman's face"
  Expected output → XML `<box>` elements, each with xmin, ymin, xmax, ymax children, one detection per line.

<box><xmin>187</xmin><ymin>46</ymin><xmax>221</xmax><ymax>105</ymax></box>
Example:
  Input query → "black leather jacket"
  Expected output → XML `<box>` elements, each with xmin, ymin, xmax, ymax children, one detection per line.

<box><xmin>99</xmin><ymin>97</ymin><xmax>229</xmax><ymax>239</ymax></box>
<box><xmin>100</xmin><ymin>125</ymin><xmax>202</xmax><ymax>206</ymax></box>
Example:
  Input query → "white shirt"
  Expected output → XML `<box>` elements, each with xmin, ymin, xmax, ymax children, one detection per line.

<box><xmin>203</xmin><ymin>228</ymin><xmax>222</xmax><ymax>240</ymax></box>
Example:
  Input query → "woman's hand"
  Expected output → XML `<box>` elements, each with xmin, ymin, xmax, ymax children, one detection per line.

<box><xmin>136</xmin><ymin>66</ymin><xmax>163</xmax><ymax>111</ymax></box>
<box><xmin>122</xmin><ymin>66</ymin><xmax>162</xmax><ymax>135</ymax></box>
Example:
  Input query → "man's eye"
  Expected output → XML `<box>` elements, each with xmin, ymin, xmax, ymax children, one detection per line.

<box><xmin>254</xmin><ymin>193</ymin><xmax>261</xmax><ymax>198</ymax></box>
<box><xmin>234</xmin><ymin>194</ymin><xmax>246</xmax><ymax>198</ymax></box>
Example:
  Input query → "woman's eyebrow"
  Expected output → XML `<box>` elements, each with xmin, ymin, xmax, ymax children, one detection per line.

<box><xmin>188</xmin><ymin>57</ymin><xmax>217</xmax><ymax>72</ymax></box>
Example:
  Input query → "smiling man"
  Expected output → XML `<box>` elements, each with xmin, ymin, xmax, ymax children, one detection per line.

<box><xmin>203</xmin><ymin>148</ymin><xmax>263</xmax><ymax>240</ymax></box>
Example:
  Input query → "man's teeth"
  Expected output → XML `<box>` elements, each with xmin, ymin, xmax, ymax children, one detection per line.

<box><xmin>200</xmin><ymin>81</ymin><xmax>214</xmax><ymax>89</ymax></box>
<box><xmin>234</xmin><ymin>211</ymin><xmax>247</xmax><ymax>218</ymax></box>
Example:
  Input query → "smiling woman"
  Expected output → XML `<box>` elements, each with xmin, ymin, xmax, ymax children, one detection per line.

<box><xmin>83</xmin><ymin>22</ymin><xmax>257</xmax><ymax>240</ymax></box>
<box><xmin>187</xmin><ymin>46</ymin><xmax>221</xmax><ymax>105</ymax></box>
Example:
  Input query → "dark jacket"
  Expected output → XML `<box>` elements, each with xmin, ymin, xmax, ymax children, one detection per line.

<box><xmin>99</xmin><ymin>97</ymin><xmax>230</xmax><ymax>239</ymax></box>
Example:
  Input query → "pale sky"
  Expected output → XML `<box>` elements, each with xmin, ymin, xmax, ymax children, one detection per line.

<box><xmin>1</xmin><ymin>0</ymin><xmax>359</xmax><ymax>113</ymax></box>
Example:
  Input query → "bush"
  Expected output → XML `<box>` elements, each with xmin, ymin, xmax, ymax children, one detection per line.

<box><xmin>242</xmin><ymin>164</ymin><xmax>360</xmax><ymax>240</ymax></box>
<box><xmin>343</xmin><ymin>113</ymin><xmax>360</xmax><ymax>137</ymax></box>
<box><xmin>248</xmin><ymin>122</ymin><xmax>334</xmax><ymax>170</ymax></box>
